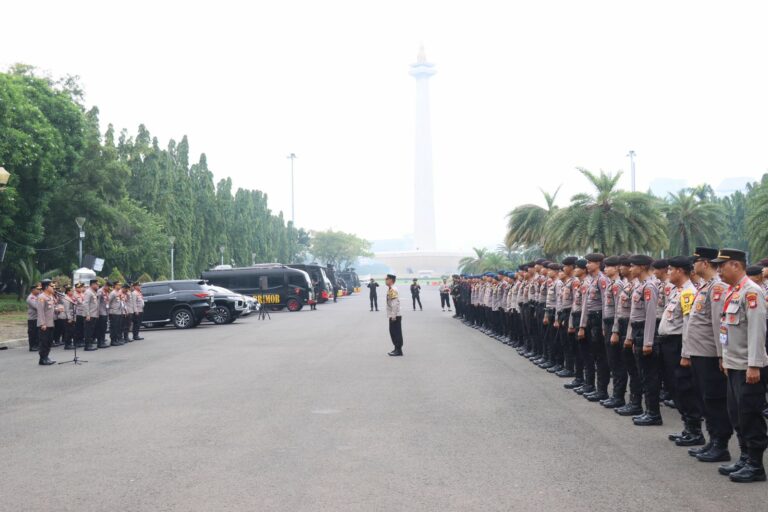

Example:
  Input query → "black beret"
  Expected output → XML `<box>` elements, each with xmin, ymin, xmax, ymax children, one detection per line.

<box><xmin>547</xmin><ymin>262</ymin><xmax>559</xmax><ymax>271</ymax></box>
<box><xmin>535</xmin><ymin>259</ymin><xmax>546</xmax><ymax>265</ymax></box>
<box><xmin>519</xmin><ymin>264</ymin><xmax>529</xmax><ymax>271</ymax></box>
<box><xmin>575</xmin><ymin>258</ymin><xmax>588</xmax><ymax>269</ymax></box>
<box><xmin>561</xmin><ymin>256</ymin><xmax>578</xmax><ymax>266</ymax></box>
<box><xmin>712</xmin><ymin>248</ymin><xmax>747</xmax><ymax>264</ymax></box>
<box><xmin>758</xmin><ymin>258</ymin><xmax>768</xmax><ymax>267</ymax></box>
<box><xmin>603</xmin><ymin>256</ymin><xmax>621</xmax><ymax>267</ymax></box>
<box><xmin>746</xmin><ymin>265</ymin><xmax>763</xmax><ymax>276</ymax></box>
<box><xmin>619</xmin><ymin>255</ymin><xmax>632</xmax><ymax>266</ymax></box>
<box><xmin>122</xmin><ymin>284</ymin><xmax>130</xmax><ymax>289</ymax></box>
<box><xmin>652</xmin><ymin>259</ymin><xmax>669</xmax><ymax>269</ymax></box>
<box><xmin>89</xmin><ymin>279</ymin><xmax>99</xmax><ymax>285</ymax></box>
<box><xmin>585</xmin><ymin>253</ymin><xmax>605</xmax><ymax>262</ymax></box>
<box><xmin>692</xmin><ymin>247</ymin><xmax>719</xmax><ymax>261</ymax></box>
<box><xmin>668</xmin><ymin>256</ymin><xmax>692</xmax><ymax>271</ymax></box>
<box><xmin>630</xmin><ymin>254</ymin><xmax>654</xmax><ymax>266</ymax></box>
<box><xmin>386</xmin><ymin>274</ymin><xmax>397</xmax><ymax>281</ymax></box>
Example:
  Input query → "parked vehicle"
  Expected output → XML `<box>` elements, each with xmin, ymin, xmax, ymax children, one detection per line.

<box><xmin>338</xmin><ymin>269</ymin><xmax>361</xmax><ymax>294</ymax></box>
<box><xmin>288</xmin><ymin>263</ymin><xmax>333</xmax><ymax>303</ymax></box>
<box><xmin>204</xmin><ymin>285</ymin><xmax>249</xmax><ymax>324</ymax></box>
<box><xmin>201</xmin><ymin>264</ymin><xmax>314</xmax><ymax>312</ymax></box>
<box><xmin>140</xmin><ymin>280</ymin><xmax>213</xmax><ymax>329</ymax></box>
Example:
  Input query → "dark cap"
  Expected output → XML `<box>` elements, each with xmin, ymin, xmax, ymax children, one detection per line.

<box><xmin>561</xmin><ymin>256</ymin><xmax>578</xmax><ymax>266</ymax></box>
<box><xmin>652</xmin><ymin>259</ymin><xmax>669</xmax><ymax>269</ymax></box>
<box><xmin>386</xmin><ymin>274</ymin><xmax>397</xmax><ymax>281</ymax></box>
<box><xmin>122</xmin><ymin>284</ymin><xmax>130</xmax><ymax>289</ymax></box>
<box><xmin>519</xmin><ymin>264</ymin><xmax>529</xmax><ymax>271</ymax></box>
<box><xmin>668</xmin><ymin>256</ymin><xmax>692</xmax><ymax>271</ymax></box>
<box><xmin>575</xmin><ymin>258</ymin><xmax>588</xmax><ymax>269</ymax></box>
<box><xmin>746</xmin><ymin>265</ymin><xmax>763</xmax><ymax>276</ymax></box>
<box><xmin>585</xmin><ymin>253</ymin><xmax>605</xmax><ymax>262</ymax></box>
<box><xmin>758</xmin><ymin>258</ymin><xmax>768</xmax><ymax>267</ymax></box>
<box><xmin>693</xmin><ymin>247</ymin><xmax>719</xmax><ymax>261</ymax></box>
<box><xmin>711</xmin><ymin>248</ymin><xmax>747</xmax><ymax>264</ymax></box>
<box><xmin>89</xmin><ymin>279</ymin><xmax>99</xmax><ymax>285</ymax></box>
<box><xmin>604</xmin><ymin>256</ymin><xmax>621</xmax><ymax>267</ymax></box>
<box><xmin>547</xmin><ymin>262</ymin><xmax>561</xmax><ymax>271</ymax></box>
<box><xmin>629</xmin><ymin>254</ymin><xmax>654</xmax><ymax>266</ymax></box>
<box><xmin>534</xmin><ymin>259</ymin><xmax>546</xmax><ymax>266</ymax></box>
<box><xmin>619</xmin><ymin>255</ymin><xmax>632</xmax><ymax>266</ymax></box>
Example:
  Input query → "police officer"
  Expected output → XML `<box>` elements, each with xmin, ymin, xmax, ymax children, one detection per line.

<box><xmin>626</xmin><ymin>254</ymin><xmax>661</xmax><ymax>426</ymax></box>
<box><xmin>615</xmin><ymin>255</ymin><xmax>644</xmax><ymax>416</ymax></box>
<box><xmin>83</xmin><ymin>279</ymin><xmax>100</xmax><ymax>351</ymax></box>
<box><xmin>579</xmin><ymin>253</ymin><xmax>611</xmax><ymax>403</ymax></box>
<box><xmin>684</xmin><ymin>247</ymin><xmax>733</xmax><ymax>462</ymax></box>
<box><xmin>73</xmin><ymin>282</ymin><xmax>86</xmax><ymax>348</ymax></box>
<box><xmin>26</xmin><ymin>284</ymin><xmax>41</xmax><ymax>352</ymax></box>
<box><xmin>96</xmin><ymin>281</ymin><xmax>110</xmax><ymax>348</ymax></box>
<box><xmin>132</xmin><ymin>282</ymin><xmax>145</xmax><ymax>341</ymax></box>
<box><xmin>385</xmin><ymin>274</ymin><xmax>403</xmax><ymax>357</ymax></box>
<box><xmin>659</xmin><ymin>256</ymin><xmax>703</xmax><ymax>444</ymax></box>
<box><xmin>108</xmin><ymin>283</ymin><xmax>124</xmax><ymax>346</ymax></box>
<box><xmin>560</xmin><ymin>257</ymin><xmax>581</xmax><ymax>385</ymax></box>
<box><xmin>122</xmin><ymin>283</ymin><xmax>133</xmax><ymax>342</ymax></box>
<box><xmin>367</xmin><ymin>278</ymin><xmax>379</xmax><ymax>312</ymax></box>
<box><xmin>36</xmin><ymin>281</ymin><xmax>57</xmax><ymax>365</ymax></box>
<box><xmin>602</xmin><ymin>256</ymin><xmax>627</xmax><ymax>408</ymax></box>
<box><xmin>61</xmin><ymin>285</ymin><xmax>76</xmax><ymax>350</ymax></box>
<box><xmin>410</xmin><ymin>278</ymin><xmax>423</xmax><ymax>311</ymax></box>
<box><xmin>712</xmin><ymin>248</ymin><xmax>768</xmax><ymax>482</ymax></box>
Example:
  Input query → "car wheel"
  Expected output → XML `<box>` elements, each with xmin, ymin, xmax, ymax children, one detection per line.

<box><xmin>211</xmin><ymin>306</ymin><xmax>231</xmax><ymax>325</ymax></box>
<box><xmin>286</xmin><ymin>298</ymin><xmax>302</xmax><ymax>312</ymax></box>
<box><xmin>172</xmin><ymin>308</ymin><xmax>194</xmax><ymax>329</ymax></box>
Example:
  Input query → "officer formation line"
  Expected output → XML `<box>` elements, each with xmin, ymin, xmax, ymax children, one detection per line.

<box><xmin>451</xmin><ymin>248</ymin><xmax>768</xmax><ymax>484</ymax></box>
<box><xmin>26</xmin><ymin>279</ymin><xmax>146</xmax><ymax>365</ymax></box>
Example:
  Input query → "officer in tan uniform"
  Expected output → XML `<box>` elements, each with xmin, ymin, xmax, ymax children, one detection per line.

<box><xmin>26</xmin><ymin>285</ymin><xmax>41</xmax><ymax>352</ymax></box>
<box><xmin>712</xmin><ymin>249</ymin><xmax>768</xmax><ymax>483</ymax></box>
<box><xmin>83</xmin><ymin>279</ymin><xmax>100</xmax><ymax>351</ymax></box>
<box><xmin>36</xmin><ymin>281</ymin><xmax>57</xmax><ymax>365</ymax></box>
<box><xmin>386</xmin><ymin>274</ymin><xmax>403</xmax><ymax>357</ymax></box>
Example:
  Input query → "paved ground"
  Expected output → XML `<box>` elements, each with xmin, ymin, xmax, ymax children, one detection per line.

<box><xmin>1</xmin><ymin>288</ymin><xmax>765</xmax><ymax>511</ymax></box>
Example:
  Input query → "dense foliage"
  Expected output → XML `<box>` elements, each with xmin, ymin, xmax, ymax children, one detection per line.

<box><xmin>0</xmin><ymin>66</ymin><xmax>310</xmax><ymax>290</ymax></box>
<box><xmin>309</xmin><ymin>229</ymin><xmax>372</xmax><ymax>269</ymax></box>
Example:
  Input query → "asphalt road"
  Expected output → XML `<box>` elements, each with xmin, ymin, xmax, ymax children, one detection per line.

<box><xmin>1</xmin><ymin>288</ymin><xmax>765</xmax><ymax>511</ymax></box>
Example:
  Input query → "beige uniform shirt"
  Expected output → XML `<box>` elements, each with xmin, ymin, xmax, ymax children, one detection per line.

<box><xmin>721</xmin><ymin>277</ymin><xmax>768</xmax><ymax>370</ymax></box>
<box><xmin>36</xmin><ymin>293</ymin><xmax>56</xmax><ymax>328</ymax></box>
<box><xmin>386</xmin><ymin>286</ymin><xmax>401</xmax><ymax>319</ymax></box>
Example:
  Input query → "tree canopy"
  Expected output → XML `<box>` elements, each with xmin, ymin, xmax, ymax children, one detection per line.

<box><xmin>309</xmin><ymin>229</ymin><xmax>372</xmax><ymax>269</ymax></box>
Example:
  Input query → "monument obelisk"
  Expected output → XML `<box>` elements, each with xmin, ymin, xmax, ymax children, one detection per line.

<box><xmin>409</xmin><ymin>45</ymin><xmax>437</xmax><ymax>252</ymax></box>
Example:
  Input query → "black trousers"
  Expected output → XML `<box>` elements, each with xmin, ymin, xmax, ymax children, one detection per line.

<box><xmin>727</xmin><ymin>368</ymin><xmax>768</xmax><ymax>464</ymax></box>
<box><xmin>109</xmin><ymin>314</ymin><xmax>122</xmax><ymax>343</ymax></box>
<box><xmin>63</xmin><ymin>320</ymin><xmax>75</xmax><ymax>347</ymax></box>
<box><xmin>389</xmin><ymin>316</ymin><xmax>403</xmax><ymax>350</ymax></box>
<box><xmin>53</xmin><ymin>319</ymin><xmax>65</xmax><ymax>344</ymax></box>
<box><xmin>440</xmin><ymin>293</ymin><xmax>450</xmax><ymax>309</ymax></box>
<box><xmin>122</xmin><ymin>314</ymin><xmax>131</xmax><ymax>339</ymax></box>
<box><xmin>690</xmin><ymin>356</ymin><xmax>732</xmax><ymax>441</ymax></box>
<box><xmin>84</xmin><ymin>317</ymin><xmax>96</xmax><ymax>345</ymax></box>
<box><xmin>632</xmin><ymin>322</ymin><xmax>661</xmax><ymax>415</ymax></box>
<box><xmin>133</xmin><ymin>312</ymin><xmax>143</xmax><ymax>339</ymax></box>
<box><xmin>96</xmin><ymin>315</ymin><xmax>108</xmax><ymax>343</ymax></box>
<box><xmin>370</xmin><ymin>294</ymin><xmax>378</xmax><ymax>310</ymax></box>
<box><xmin>27</xmin><ymin>319</ymin><xmax>39</xmax><ymax>350</ymax></box>
<box><xmin>569</xmin><ymin>311</ymin><xmax>583</xmax><ymax>379</ymax></box>
<box><xmin>618</xmin><ymin>317</ymin><xmax>641</xmax><ymax>400</ymax></box>
<box><xmin>603</xmin><ymin>317</ymin><xmax>627</xmax><ymax>398</ymax></box>
<box><xmin>660</xmin><ymin>334</ymin><xmax>703</xmax><ymax>426</ymax></box>
<box><xmin>586</xmin><ymin>312</ymin><xmax>609</xmax><ymax>393</ymax></box>
<box><xmin>75</xmin><ymin>315</ymin><xmax>85</xmax><ymax>345</ymax></box>
<box><xmin>412</xmin><ymin>295</ymin><xmax>422</xmax><ymax>310</ymax></box>
<box><xmin>38</xmin><ymin>327</ymin><xmax>52</xmax><ymax>359</ymax></box>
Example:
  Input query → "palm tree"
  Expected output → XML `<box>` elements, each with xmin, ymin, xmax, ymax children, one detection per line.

<box><xmin>664</xmin><ymin>189</ymin><xmax>724</xmax><ymax>255</ymax></box>
<box><xmin>480</xmin><ymin>253</ymin><xmax>508</xmax><ymax>273</ymax></box>
<box><xmin>504</xmin><ymin>187</ymin><xmax>560</xmax><ymax>250</ymax></box>
<box><xmin>746</xmin><ymin>174</ymin><xmax>768</xmax><ymax>259</ymax></box>
<box><xmin>545</xmin><ymin>168</ymin><xmax>668</xmax><ymax>255</ymax></box>
<box><xmin>459</xmin><ymin>247</ymin><xmax>489</xmax><ymax>275</ymax></box>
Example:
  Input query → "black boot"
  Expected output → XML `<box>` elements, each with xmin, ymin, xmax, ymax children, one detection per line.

<box><xmin>84</xmin><ymin>343</ymin><xmax>98</xmax><ymax>351</ymax></box>
<box><xmin>689</xmin><ymin>440</ymin><xmax>712</xmax><ymax>457</ymax></box>
<box><xmin>586</xmin><ymin>390</ymin><xmax>609</xmax><ymax>402</ymax></box>
<box><xmin>675</xmin><ymin>423</ymin><xmax>705</xmax><ymax>447</ymax></box>
<box><xmin>729</xmin><ymin>458</ymin><xmax>766</xmax><ymax>483</ymax></box>
<box><xmin>576</xmin><ymin>384</ymin><xmax>595</xmax><ymax>396</ymax></box>
<box><xmin>564</xmin><ymin>378</ymin><xmax>583</xmax><ymax>389</ymax></box>
<box><xmin>633</xmin><ymin>412</ymin><xmax>663</xmax><ymax>426</ymax></box>
<box><xmin>615</xmin><ymin>396</ymin><xmax>643</xmax><ymax>416</ymax></box>
<box><xmin>601</xmin><ymin>396</ymin><xmax>626</xmax><ymax>409</ymax></box>
<box><xmin>696</xmin><ymin>438</ymin><xmax>731</xmax><ymax>463</ymax></box>
<box><xmin>719</xmin><ymin>453</ymin><xmax>748</xmax><ymax>475</ymax></box>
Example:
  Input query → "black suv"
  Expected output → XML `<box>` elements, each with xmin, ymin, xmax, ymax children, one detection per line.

<box><xmin>205</xmin><ymin>285</ymin><xmax>248</xmax><ymax>324</ymax></box>
<box><xmin>140</xmin><ymin>280</ymin><xmax>213</xmax><ymax>329</ymax></box>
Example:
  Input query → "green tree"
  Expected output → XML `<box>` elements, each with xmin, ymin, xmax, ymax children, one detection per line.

<box><xmin>746</xmin><ymin>174</ymin><xmax>768</xmax><ymax>259</ymax></box>
<box><xmin>459</xmin><ymin>247</ymin><xmax>489</xmax><ymax>275</ymax></box>
<box><xmin>545</xmin><ymin>168</ymin><xmax>668</xmax><ymax>255</ymax></box>
<box><xmin>310</xmin><ymin>230</ymin><xmax>372</xmax><ymax>269</ymax></box>
<box><xmin>505</xmin><ymin>187</ymin><xmax>560</xmax><ymax>252</ymax></box>
<box><xmin>664</xmin><ymin>189</ymin><xmax>724</xmax><ymax>256</ymax></box>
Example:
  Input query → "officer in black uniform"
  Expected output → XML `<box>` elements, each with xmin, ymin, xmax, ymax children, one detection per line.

<box><xmin>410</xmin><ymin>278</ymin><xmax>423</xmax><ymax>311</ymax></box>
<box><xmin>367</xmin><ymin>278</ymin><xmax>380</xmax><ymax>311</ymax></box>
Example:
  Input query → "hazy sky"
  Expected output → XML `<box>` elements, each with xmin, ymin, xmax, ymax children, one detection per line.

<box><xmin>3</xmin><ymin>1</ymin><xmax>768</xmax><ymax>252</ymax></box>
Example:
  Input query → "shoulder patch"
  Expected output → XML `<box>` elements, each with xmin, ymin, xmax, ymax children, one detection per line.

<box><xmin>746</xmin><ymin>292</ymin><xmax>758</xmax><ymax>309</ymax></box>
<box><xmin>644</xmin><ymin>288</ymin><xmax>651</xmax><ymax>302</ymax></box>
<box><xmin>680</xmin><ymin>290</ymin><xmax>695</xmax><ymax>315</ymax></box>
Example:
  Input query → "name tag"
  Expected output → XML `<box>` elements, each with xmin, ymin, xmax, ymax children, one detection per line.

<box><xmin>719</xmin><ymin>323</ymin><xmax>728</xmax><ymax>346</ymax></box>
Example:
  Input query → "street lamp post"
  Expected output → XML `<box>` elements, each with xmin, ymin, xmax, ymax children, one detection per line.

<box><xmin>75</xmin><ymin>217</ymin><xmax>86</xmax><ymax>267</ymax></box>
<box><xmin>627</xmin><ymin>150</ymin><xmax>636</xmax><ymax>192</ymax></box>
<box><xmin>251</xmin><ymin>252</ymin><xmax>256</xmax><ymax>266</ymax></box>
<box><xmin>220</xmin><ymin>245</ymin><xmax>225</xmax><ymax>266</ymax></box>
<box><xmin>169</xmin><ymin>236</ymin><xmax>176</xmax><ymax>280</ymax></box>
<box><xmin>286</xmin><ymin>153</ymin><xmax>296</xmax><ymax>224</ymax></box>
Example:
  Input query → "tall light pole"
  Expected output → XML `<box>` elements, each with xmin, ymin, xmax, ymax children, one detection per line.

<box><xmin>220</xmin><ymin>245</ymin><xmax>225</xmax><ymax>266</ymax></box>
<box><xmin>627</xmin><ymin>150</ymin><xmax>636</xmax><ymax>192</ymax></box>
<box><xmin>286</xmin><ymin>153</ymin><xmax>296</xmax><ymax>224</ymax></box>
<box><xmin>169</xmin><ymin>236</ymin><xmax>176</xmax><ymax>280</ymax></box>
<box><xmin>75</xmin><ymin>217</ymin><xmax>86</xmax><ymax>267</ymax></box>
<box><xmin>251</xmin><ymin>252</ymin><xmax>256</xmax><ymax>266</ymax></box>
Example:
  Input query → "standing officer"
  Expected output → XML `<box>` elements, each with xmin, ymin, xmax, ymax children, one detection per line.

<box><xmin>121</xmin><ymin>283</ymin><xmax>133</xmax><ymax>342</ymax></box>
<box><xmin>579</xmin><ymin>253</ymin><xmax>611</xmax><ymax>403</ymax></box>
<box><xmin>36</xmin><ymin>281</ymin><xmax>56</xmax><ymax>365</ymax></box>
<box><xmin>684</xmin><ymin>247</ymin><xmax>733</xmax><ymax>463</ymax></box>
<box><xmin>386</xmin><ymin>274</ymin><xmax>403</xmax><ymax>357</ymax></box>
<box><xmin>439</xmin><ymin>277</ymin><xmax>452</xmax><ymax>312</ymax></box>
<box><xmin>713</xmin><ymin>248</ymin><xmax>768</xmax><ymax>482</ymax></box>
<box><xmin>615</xmin><ymin>256</ymin><xmax>643</xmax><ymax>416</ymax></box>
<box><xmin>132</xmin><ymin>282</ymin><xmax>145</xmax><ymax>341</ymax></box>
<box><xmin>96</xmin><ymin>281</ymin><xmax>110</xmax><ymax>348</ymax></box>
<box><xmin>61</xmin><ymin>285</ymin><xmax>76</xmax><ymax>350</ymax></box>
<box><xmin>602</xmin><ymin>256</ymin><xmax>626</xmax><ymax>409</ymax></box>
<box><xmin>572</xmin><ymin>259</ymin><xmax>593</xmax><ymax>394</ymax></box>
<box><xmin>659</xmin><ymin>256</ymin><xmax>703</xmax><ymax>444</ymax></box>
<box><xmin>368</xmin><ymin>278</ymin><xmax>380</xmax><ymax>312</ymax></box>
<box><xmin>26</xmin><ymin>284</ymin><xmax>41</xmax><ymax>352</ymax></box>
<box><xmin>626</xmin><ymin>255</ymin><xmax>661</xmax><ymax>426</ymax></box>
<box><xmin>559</xmin><ymin>257</ymin><xmax>580</xmax><ymax>384</ymax></box>
<box><xmin>83</xmin><ymin>279</ymin><xmax>100</xmax><ymax>351</ymax></box>
<box><xmin>411</xmin><ymin>278</ymin><xmax>423</xmax><ymax>311</ymax></box>
<box><xmin>73</xmin><ymin>282</ymin><xmax>86</xmax><ymax>348</ymax></box>
<box><xmin>108</xmin><ymin>283</ymin><xmax>124</xmax><ymax>346</ymax></box>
